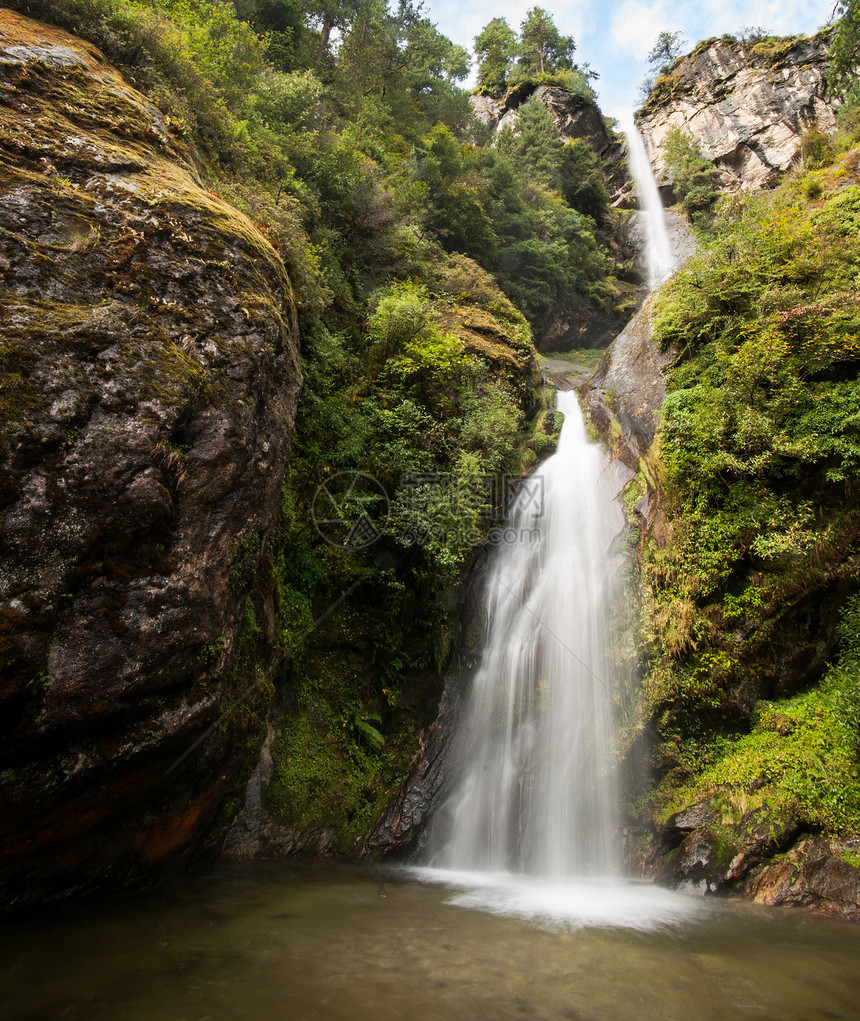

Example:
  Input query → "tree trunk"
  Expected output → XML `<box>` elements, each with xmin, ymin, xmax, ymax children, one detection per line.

<box><xmin>314</xmin><ymin>15</ymin><xmax>334</xmax><ymax>71</ymax></box>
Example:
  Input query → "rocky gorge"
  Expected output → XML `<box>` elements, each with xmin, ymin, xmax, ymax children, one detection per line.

<box><xmin>0</xmin><ymin>0</ymin><xmax>859</xmax><ymax>935</ymax></box>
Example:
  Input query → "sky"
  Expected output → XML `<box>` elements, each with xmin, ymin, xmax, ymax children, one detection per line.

<box><xmin>423</xmin><ymin>0</ymin><xmax>838</xmax><ymax>122</ymax></box>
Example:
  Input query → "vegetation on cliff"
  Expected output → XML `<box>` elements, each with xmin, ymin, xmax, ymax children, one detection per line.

<box><xmin>2</xmin><ymin>0</ymin><xmax>624</xmax><ymax>859</ymax></box>
<box><xmin>472</xmin><ymin>7</ymin><xmax>595</xmax><ymax>99</ymax></box>
<box><xmin>637</xmin><ymin>111</ymin><xmax>860</xmax><ymax>867</ymax></box>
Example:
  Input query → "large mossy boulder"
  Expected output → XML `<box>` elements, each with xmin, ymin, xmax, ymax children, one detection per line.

<box><xmin>0</xmin><ymin>9</ymin><xmax>301</xmax><ymax>911</ymax></box>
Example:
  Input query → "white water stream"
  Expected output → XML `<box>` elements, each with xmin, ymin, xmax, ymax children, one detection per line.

<box><xmin>430</xmin><ymin>391</ymin><xmax>620</xmax><ymax>878</ymax></box>
<box><xmin>624</xmin><ymin>121</ymin><xmax>676</xmax><ymax>288</ymax></box>
<box><xmin>417</xmin><ymin>394</ymin><xmax>697</xmax><ymax>928</ymax></box>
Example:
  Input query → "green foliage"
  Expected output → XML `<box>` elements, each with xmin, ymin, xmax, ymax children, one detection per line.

<box><xmin>839</xmin><ymin>593</ymin><xmax>860</xmax><ymax>666</ymax></box>
<box><xmin>646</xmin><ymin>30</ymin><xmax>687</xmax><ymax>77</ymax></box>
<box><xmin>470</xmin><ymin>9</ymin><xmax>594</xmax><ymax>100</ymax></box>
<box><xmin>661</xmin><ymin>126</ymin><xmax>720</xmax><ymax>223</ymax></box>
<box><xmin>516</xmin><ymin>6</ymin><xmax>575</xmax><ymax>79</ymax></box>
<box><xmin>474</xmin><ymin>17</ymin><xmax>517</xmax><ymax>94</ymax></box>
<box><xmin>664</xmin><ymin>669</ymin><xmax>860</xmax><ymax>835</ymax></box>
<box><xmin>412</xmin><ymin>119</ymin><xmax>616</xmax><ymax>333</ymax></box>
<box><xmin>497</xmin><ymin>97</ymin><xmax>564</xmax><ymax>188</ymax></box>
<box><xmin>642</xmin><ymin>143</ymin><xmax>860</xmax><ymax>849</ymax></box>
<box><xmin>829</xmin><ymin>1</ymin><xmax>860</xmax><ymax>98</ymax></box>
<box><xmin>798</xmin><ymin>124</ymin><xmax>834</xmax><ymax>168</ymax></box>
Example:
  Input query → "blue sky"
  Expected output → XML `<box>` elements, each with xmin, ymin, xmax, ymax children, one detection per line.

<box><xmin>424</xmin><ymin>0</ymin><xmax>837</xmax><ymax>121</ymax></box>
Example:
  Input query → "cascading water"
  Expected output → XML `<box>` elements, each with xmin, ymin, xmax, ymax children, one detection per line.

<box><xmin>624</xmin><ymin>121</ymin><xmax>675</xmax><ymax>288</ymax></box>
<box><xmin>414</xmin><ymin>123</ymin><xmax>697</xmax><ymax>930</ymax></box>
<box><xmin>428</xmin><ymin>390</ymin><xmax>621</xmax><ymax>878</ymax></box>
<box><xmin>416</xmin><ymin>393</ymin><xmax>696</xmax><ymax>929</ymax></box>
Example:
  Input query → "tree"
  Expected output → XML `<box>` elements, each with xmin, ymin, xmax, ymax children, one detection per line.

<box><xmin>474</xmin><ymin>17</ymin><xmax>517</xmax><ymax>94</ymax></box>
<box><xmin>737</xmin><ymin>26</ymin><xmax>769</xmax><ymax>45</ymax></box>
<box><xmin>337</xmin><ymin>0</ymin><xmax>467</xmax><ymax>108</ymax></box>
<box><xmin>662</xmin><ymin>126</ymin><xmax>720</xmax><ymax>223</ymax></box>
<box><xmin>233</xmin><ymin>0</ymin><xmax>306</xmax><ymax>70</ymax></box>
<box><xmin>518</xmin><ymin>7</ymin><xmax>575</xmax><ymax>77</ymax></box>
<box><xmin>303</xmin><ymin>0</ymin><xmax>363</xmax><ymax>72</ymax></box>
<box><xmin>496</xmin><ymin>96</ymin><xmax>563</xmax><ymax>187</ymax></box>
<box><xmin>646</xmin><ymin>30</ymin><xmax>686</xmax><ymax>77</ymax></box>
<box><xmin>830</xmin><ymin>0</ymin><xmax>860</xmax><ymax>97</ymax></box>
<box><xmin>559</xmin><ymin>140</ymin><xmax>609</xmax><ymax>222</ymax></box>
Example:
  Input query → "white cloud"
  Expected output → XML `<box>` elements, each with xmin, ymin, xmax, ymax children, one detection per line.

<box><xmin>697</xmin><ymin>0</ymin><xmax>833</xmax><ymax>38</ymax></box>
<box><xmin>610</xmin><ymin>1</ymin><xmax>677</xmax><ymax>61</ymax></box>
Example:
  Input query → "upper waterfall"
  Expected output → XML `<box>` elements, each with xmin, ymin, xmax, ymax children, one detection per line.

<box><xmin>624</xmin><ymin>121</ymin><xmax>675</xmax><ymax>289</ymax></box>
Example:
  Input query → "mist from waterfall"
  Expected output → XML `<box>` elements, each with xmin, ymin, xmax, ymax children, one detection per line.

<box><xmin>624</xmin><ymin>121</ymin><xmax>675</xmax><ymax>289</ymax></box>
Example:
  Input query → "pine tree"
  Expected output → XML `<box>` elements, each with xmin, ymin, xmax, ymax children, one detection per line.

<box><xmin>496</xmin><ymin>96</ymin><xmax>563</xmax><ymax>188</ymax></box>
<box><xmin>474</xmin><ymin>17</ymin><xmax>517</xmax><ymax>94</ymax></box>
<box><xmin>518</xmin><ymin>7</ymin><xmax>574</xmax><ymax>77</ymax></box>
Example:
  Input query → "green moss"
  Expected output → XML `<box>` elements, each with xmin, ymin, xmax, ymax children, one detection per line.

<box><xmin>620</xmin><ymin>471</ymin><xmax>646</xmax><ymax>518</ymax></box>
<box><xmin>265</xmin><ymin>670</ymin><xmax>424</xmax><ymax>852</ymax></box>
<box><xmin>840</xmin><ymin>848</ymin><xmax>860</xmax><ymax>868</ymax></box>
<box><xmin>140</xmin><ymin>340</ymin><xmax>207</xmax><ymax>404</ymax></box>
<box><xmin>0</xmin><ymin>369</ymin><xmax>44</xmax><ymax>435</ymax></box>
<box><xmin>658</xmin><ymin>667</ymin><xmax>860</xmax><ymax>837</ymax></box>
<box><xmin>749</xmin><ymin>35</ymin><xmax>806</xmax><ymax>66</ymax></box>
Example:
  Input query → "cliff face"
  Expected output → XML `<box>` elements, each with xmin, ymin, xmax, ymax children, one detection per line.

<box><xmin>0</xmin><ymin>10</ymin><xmax>301</xmax><ymax>911</ymax></box>
<box><xmin>637</xmin><ymin>34</ymin><xmax>835</xmax><ymax>193</ymax></box>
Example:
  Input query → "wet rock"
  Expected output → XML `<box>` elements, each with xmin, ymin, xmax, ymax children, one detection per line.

<box><xmin>637</xmin><ymin>34</ymin><xmax>835</xmax><ymax>193</ymax></box>
<box><xmin>625</xmin><ymin>210</ymin><xmax>696</xmax><ymax>287</ymax></box>
<box><xmin>362</xmin><ymin>689</ymin><xmax>453</xmax><ymax>857</ymax></box>
<box><xmin>661</xmin><ymin>798</ymin><xmax>719</xmax><ymax>843</ymax></box>
<box><xmin>662</xmin><ymin>829</ymin><xmax>729</xmax><ymax>893</ymax></box>
<box><xmin>0</xmin><ymin>11</ymin><xmax>301</xmax><ymax>911</ymax></box>
<box><xmin>743</xmin><ymin>838</ymin><xmax>860</xmax><ymax>923</ymax></box>
<box><xmin>360</xmin><ymin>565</ymin><xmax>492</xmax><ymax>859</ymax></box>
<box><xmin>723</xmin><ymin>811</ymin><xmax>803</xmax><ymax>883</ymax></box>
<box><xmin>648</xmin><ymin>794</ymin><xmax>814</xmax><ymax>901</ymax></box>
<box><xmin>579</xmin><ymin>294</ymin><xmax>677</xmax><ymax>470</ymax></box>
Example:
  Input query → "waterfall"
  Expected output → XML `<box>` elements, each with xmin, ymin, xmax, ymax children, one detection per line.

<box><xmin>624</xmin><ymin>122</ymin><xmax>675</xmax><ymax>289</ymax></box>
<box><xmin>428</xmin><ymin>390</ymin><xmax>621</xmax><ymax>879</ymax></box>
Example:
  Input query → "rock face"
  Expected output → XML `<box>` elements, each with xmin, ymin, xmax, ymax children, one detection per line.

<box><xmin>634</xmin><ymin>797</ymin><xmax>860</xmax><ymax>922</ymax></box>
<box><xmin>579</xmin><ymin>208</ymin><xmax>694</xmax><ymax>469</ymax></box>
<box><xmin>580</xmin><ymin>295</ymin><xmax>674</xmax><ymax>470</ymax></box>
<box><xmin>637</xmin><ymin>34</ymin><xmax>835</xmax><ymax>193</ymax></box>
<box><xmin>743</xmin><ymin>839</ymin><xmax>860</xmax><ymax>921</ymax></box>
<box><xmin>0</xmin><ymin>10</ymin><xmax>301</xmax><ymax>912</ymax></box>
<box><xmin>361</xmin><ymin>684</ymin><xmax>454</xmax><ymax>858</ymax></box>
